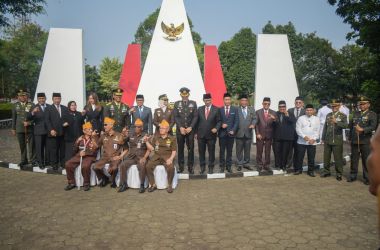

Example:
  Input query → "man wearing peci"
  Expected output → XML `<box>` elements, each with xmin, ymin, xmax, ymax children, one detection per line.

<box><xmin>196</xmin><ymin>93</ymin><xmax>221</xmax><ymax>174</ymax></box>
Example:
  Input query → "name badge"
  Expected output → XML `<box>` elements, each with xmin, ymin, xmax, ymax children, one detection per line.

<box><xmin>113</xmin><ymin>144</ymin><xmax>118</xmax><ymax>149</ymax></box>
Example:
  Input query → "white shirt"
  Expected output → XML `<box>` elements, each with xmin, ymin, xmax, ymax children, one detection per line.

<box><xmin>296</xmin><ymin>115</ymin><xmax>320</xmax><ymax>145</ymax></box>
<box><xmin>317</xmin><ymin>105</ymin><xmax>332</xmax><ymax>124</ymax></box>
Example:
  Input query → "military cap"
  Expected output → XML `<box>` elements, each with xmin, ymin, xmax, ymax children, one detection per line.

<box><xmin>37</xmin><ymin>92</ymin><xmax>46</xmax><ymax>98</ymax></box>
<box><xmin>278</xmin><ymin>100</ymin><xmax>286</xmax><ymax>106</ymax></box>
<box><xmin>223</xmin><ymin>93</ymin><xmax>231</xmax><ymax>98</ymax></box>
<box><xmin>82</xmin><ymin>122</ymin><xmax>93</xmax><ymax>130</ymax></box>
<box><xmin>52</xmin><ymin>92</ymin><xmax>61</xmax><ymax>98</ymax></box>
<box><xmin>17</xmin><ymin>89</ymin><xmax>28</xmax><ymax>96</ymax></box>
<box><xmin>358</xmin><ymin>96</ymin><xmax>370</xmax><ymax>104</ymax></box>
<box><xmin>179</xmin><ymin>87</ymin><xmax>190</xmax><ymax>96</ymax></box>
<box><xmin>113</xmin><ymin>88</ymin><xmax>124</xmax><ymax>96</ymax></box>
<box><xmin>330</xmin><ymin>99</ymin><xmax>341</xmax><ymax>107</ymax></box>
<box><xmin>203</xmin><ymin>93</ymin><xmax>212</xmax><ymax>99</ymax></box>
<box><xmin>238</xmin><ymin>94</ymin><xmax>248</xmax><ymax>100</ymax></box>
<box><xmin>159</xmin><ymin>119</ymin><xmax>170</xmax><ymax>128</ymax></box>
<box><xmin>158</xmin><ymin>94</ymin><xmax>168</xmax><ymax>101</ymax></box>
<box><xmin>104</xmin><ymin>117</ymin><xmax>115</xmax><ymax>125</ymax></box>
<box><xmin>134</xmin><ymin>118</ymin><xmax>144</xmax><ymax>126</ymax></box>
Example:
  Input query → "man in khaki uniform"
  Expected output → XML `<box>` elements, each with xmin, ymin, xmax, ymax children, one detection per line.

<box><xmin>64</xmin><ymin>122</ymin><xmax>99</xmax><ymax>191</ymax></box>
<box><xmin>103</xmin><ymin>88</ymin><xmax>131</xmax><ymax>133</ymax></box>
<box><xmin>94</xmin><ymin>117</ymin><xmax>125</xmax><ymax>188</ymax></box>
<box><xmin>320</xmin><ymin>99</ymin><xmax>348</xmax><ymax>181</ymax></box>
<box><xmin>145</xmin><ymin>120</ymin><xmax>177</xmax><ymax>193</ymax></box>
<box><xmin>11</xmin><ymin>89</ymin><xmax>36</xmax><ymax>168</ymax></box>
<box><xmin>118</xmin><ymin>119</ymin><xmax>151</xmax><ymax>193</ymax></box>
<box><xmin>153</xmin><ymin>94</ymin><xmax>174</xmax><ymax>135</ymax></box>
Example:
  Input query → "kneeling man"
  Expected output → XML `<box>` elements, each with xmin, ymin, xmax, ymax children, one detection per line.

<box><xmin>64</xmin><ymin>122</ymin><xmax>99</xmax><ymax>191</ymax></box>
<box><xmin>118</xmin><ymin>119</ymin><xmax>150</xmax><ymax>193</ymax></box>
<box><xmin>145</xmin><ymin>120</ymin><xmax>177</xmax><ymax>193</ymax></box>
<box><xmin>94</xmin><ymin>117</ymin><xmax>125</xmax><ymax>188</ymax></box>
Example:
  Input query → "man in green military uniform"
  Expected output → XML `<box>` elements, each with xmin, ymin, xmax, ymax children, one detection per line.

<box><xmin>347</xmin><ymin>96</ymin><xmax>378</xmax><ymax>184</ymax></box>
<box><xmin>320</xmin><ymin>99</ymin><xmax>348</xmax><ymax>181</ymax></box>
<box><xmin>11</xmin><ymin>89</ymin><xmax>36</xmax><ymax>168</ymax></box>
<box><xmin>103</xmin><ymin>88</ymin><xmax>131</xmax><ymax>133</ymax></box>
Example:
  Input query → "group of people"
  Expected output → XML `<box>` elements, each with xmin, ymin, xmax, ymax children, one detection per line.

<box><xmin>11</xmin><ymin>87</ymin><xmax>378</xmax><ymax>193</ymax></box>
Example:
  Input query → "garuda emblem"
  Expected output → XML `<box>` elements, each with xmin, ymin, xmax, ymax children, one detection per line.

<box><xmin>161</xmin><ymin>21</ymin><xmax>184</xmax><ymax>41</ymax></box>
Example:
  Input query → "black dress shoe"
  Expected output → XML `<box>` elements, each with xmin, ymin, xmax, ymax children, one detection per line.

<box><xmin>19</xmin><ymin>162</ymin><xmax>27</xmax><ymax>169</ymax></box>
<box><xmin>148</xmin><ymin>186</ymin><xmax>157</xmax><ymax>192</ymax></box>
<box><xmin>200</xmin><ymin>166</ymin><xmax>206</xmax><ymax>175</ymax></box>
<box><xmin>38</xmin><ymin>164</ymin><xmax>45</xmax><ymax>170</ymax></box>
<box><xmin>99</xmin><ymin>177</ymin><xmax>109</xmax><ymax>187</ymax></box>
<box><xmin>188</xmin><ymin>167</ymin><xmax>194</xmax><ymax>175</ymax></box>
<box><xmin>363</xmin><ymin>179</ymin><xmax>369</xmax><ymax>185</ymax></box>
<box><xmin>118</xmin><ymin>184</ymin><xmax>128</xmax><ymax>193</ymax></box>
<box><xmin>237</xmin><ymin>166</ymin><xmax>242</xmax><ymax>171</ymax></box>
<box><xmin>307</xmin><ymin>172</ymin><xmax>315</xmax><ymax>177</ymax></box>
<box><xmin>320</xmin><ymin>172</ymin><xmax>331</xmax><ymax>178</ymax></box>
<box><xmin>347</xmin><ymin>177</ymin><xmax>357</xmax><ymax>182</ymax></box>
<box><xmin>83</xmin><ymin>185</ymin><xmax>90</xmax><ymax>191</ymax></box>
<box><xmin>139</xmin><ymin>185</ymin><xmax>145</xmax><ymax>193</ymax></box>
<box><xmin>243</xmin><ymin>165</ymin><xmax>253</xmax><ymax>171</ymax></box>
<box><xmin>110</xmin><ymin>182</ymin><xmax>117</xmax><ymax>188</ymax></box>
<box><xmin>64</xmin><ymin>184</ymin><xmax>76</xmax><ymax>191</ymax></box>
<box><xmin>294</xmin><ymin>171</ymin><xmax>302</xmax><ymax>175</ymax></box>
<box><xmin>208</xmin><ymin>167</ymin><xmax>214</xmax><ymax>174</ymax></box>
<box><xmin>219</xmin><ymin>167</ymin><xmax>225</xmax><ymax>173</ymax></box>
<box><xmin>336</xmin><ymin>176</ymin><xmax>342</xmax><ymax>181</ymax></box>
<box><xmin>227</xmin><ymin>167</ymin><xmax>232</xmax><ymax>173</ymax></box>
<box><xmin>177</xmin><ymin>166</ymin><xmax>184</xmax><ymax>173</ymax></box>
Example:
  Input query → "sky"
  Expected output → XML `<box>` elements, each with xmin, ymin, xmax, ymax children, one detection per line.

<box><xmin>32</xmin><ymin>0</ymin><xmax>353</xmax><ymax>66</ymax></box>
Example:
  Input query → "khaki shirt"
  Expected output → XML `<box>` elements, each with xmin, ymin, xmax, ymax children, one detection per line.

<box><xmin>98</xmin><ymin>131</ymin><xmax>125</xmax><ymax>158</ymax></box>
<box><xmin>322</xmin><ymin>111</ymin><xmax>348</xmax><ymax>145</ymax></box>
<box><xmin>151</xmin><ymin>135</ymin><xmax>177</xmax><ymax>160</ymax></box>
<box><xmin>12</xmin><ymin>101</ymin><xmax>33</xmax><ymax>133</ymax></box>
<box><xmin>124</xmin><ymin>132</ymin><xmax>148</xmax><ymax>159</ymax></box>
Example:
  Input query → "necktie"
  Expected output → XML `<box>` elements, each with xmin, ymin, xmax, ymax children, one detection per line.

<box><xmin>205</xmin><ymin>106</ymin><xmax>210</xmax><ymax>119</ymax></box>
<box><xmin>243</xmin><ymin>108</ymin><xmax>247</xmax><ymax>119</ymax></box>
<box><xmin>296</xmin><ymin>109</ymin><xmax>299</xmax><ymax>118</ymax></box>
<box><xmin>41</xmin><ymin>105</ymin><xmax>45</xmax><ymax>112</ymax></box>
<box><xmin>56</xmin><ymin>105</ymin><xmax>61</xmax><ymax>117</ymax></box>
<box><xmin>264</xmin><ymin>110</ymin><xmax>268</xmax><ymax>120</ymax></box>
<box><xmin>139</xmin><ymin>107</ymin><xmax>143</xmax><ymax>118</ymax></box>
<box><xmin>280</xmin><ymin>114</ymin><xmax>283</xmax><ymax>123</ymax></box>
<box><xmin>225</xmin><ymin>106</ymin><xmax>229</xmax><ymax>117</ymax></box>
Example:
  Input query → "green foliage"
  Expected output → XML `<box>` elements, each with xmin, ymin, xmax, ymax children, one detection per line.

<box><xmin>98</xmin><ymin>57</ymin><xmax>122</xmax><ymax>99</ymax></box>
<box><xmin>0</xmin><ymin>102</ymin><xmax>12</xmax><ymax>119</ymax></box>
<box><xmin>218</xmin><ymin>28</ymin><xmax>256</xmax><ymax>96</ymax></box>
<box><xmin>85</xmin><ymin>64</ymin><xmax>101</xmax><ymax>96</ymax></box>
<box><xmin>0</xmin><ymin>22</ymin><xmax>48</xmax><ymax>98</ymax></box>
<box><xmin>0</xmin><ymin>0</ymin><xmax>46</xmax><ymax>27</ymax></box>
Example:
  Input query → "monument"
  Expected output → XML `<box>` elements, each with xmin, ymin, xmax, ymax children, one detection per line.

<box><xmin>136</xmin><ymin>0</ymin><xmax>205</xmax><ymax>109</ymax></box>
<box><xmin>254</xmin><ymin>34</ymin><xmax>299</xmax><ymax>110</ymax></box>
<box><xmin>34</xmin><ymin>28</ymin><xmax>85</xmax><ymax>109</ymax></box>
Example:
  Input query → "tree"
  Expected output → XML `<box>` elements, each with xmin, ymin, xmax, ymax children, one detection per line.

<box><xmin>98</xmin><ymin>57</ymin><xmax>122</xmax><ymax>99</ymax></box>
<box><xmin>328</xmin><ymin>0</ymin><xmax>380</xmax><ymax>53</ymax></box>
<box><xmin>0</xmin><ymin>22</ymin><xmax>48</xmax><ymax>98</ymax></box>
<box><xmin>218</xmin><ymin>28</ymin><xmax>256</xmax><ymax>96</ymax></box>
<box><xmin>85</xmin><ymin>64</ymin><xmax>101</xmax><ymax>97</ymax></box>
<box><xmin>133</xmin><ymin>8</ymin><xmax>205</xmax><ymax>72</ymax></box>
<box><xmin>0</xmin><ymin>0</ymin><xmax>46</xmax><ymax>27</ymax></box>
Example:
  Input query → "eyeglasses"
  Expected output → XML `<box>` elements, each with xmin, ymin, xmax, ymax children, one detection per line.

<box><xmin>135</xmin><ymin>126</ymin><xmax>143</xmax><ymax>128</ymax></box>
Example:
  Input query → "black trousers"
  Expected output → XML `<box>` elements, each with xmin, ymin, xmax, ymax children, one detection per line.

<box><xmin>295</xmin><ymin>143</ymin><xmax>316</xmax><ymax>172</ymax></box>
<box><xmin>64</xmin><ymin>141</ymin><xmax>75</xmax><ymax>163</ymax></box>
<box><xmin>176</xmin><ymin>130</ymin><xmax>194</xmax><ymax>169</ymax></box>
<box><xmin>34</xmin><ymin>134</ymin><xmax>46</xmax><ymax>165</ymax></box>
<box><xmin>16</xmin><ymin>132</ymin><xmax>36</xmax><ymax>164</ymax></box>
<box><xmin>198</xmin><ymin>137</ymin><xmax>216</xmax><ymax>168</ymax></box>
<box><xmin>273</xmin><ymin>139</ymin><xmax>293</xmax><ymax>170</ymax></box>
<box><xmin>219</xmin><ymin>136</ymin><xmax>235</xmax><ymax>168</ymax></box>
<box><xmin>350</xmin><ymin>143</ymin><xmax>370</xmax><ymax>181</ymax></box>
<box><xmin>47</xmin><ymin>136</ymin><xmax>65</xmax><ymax>167</ymax></box>
<box><xmin>286</xmin><ymin>140</ymin><xmax>298</xmax><ymax>169</ymax></box>
<box><xmin>235</xmin><ymin>137</ymin><xmax>252</xmax><ymax>166</ymax></box>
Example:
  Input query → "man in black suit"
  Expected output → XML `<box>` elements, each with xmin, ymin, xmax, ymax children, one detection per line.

<box><xmin>218</xmin><ymin>93</ymin><xmax>239</xmax><ymax>173</ymax></box>
<box><xmin>236</xmin><ymin>94</ymin><xmax>256</xmax><ymax>171</ymax></box>
<box><xmin>286</xmin><ymin>96</ymin><xmax>305</xmax><ymax>169</ymax></box>
<box><xmin>273</xmin><ymin>100</ymin><xmax>297</xmax><ymax>171</ymax></box>
<box><xmin>28</xmin><ymin>92</ymin><xmax>49</xmax><ymax>169</ymax></box>
<box><xmin>196</xmin><ymin>93</ymin><xmax>221</xmax><ymax>174</ymax></box>
<box><xmin>44</xmin><ymin>93</ymin><xmax>68</xmax><ymax>170</ymax></box>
